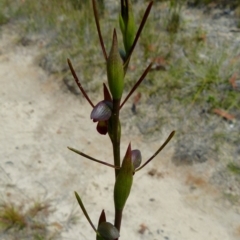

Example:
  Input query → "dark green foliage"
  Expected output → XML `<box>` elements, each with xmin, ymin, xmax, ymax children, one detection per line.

<box><xmin>69</xmin><ymin>0</ymin><xmax>87</xmax><ymax>10</ymax></box>
<box><xmin>227</xmin><ymin>162</ymin><xmax>240</xmax><ymax>175</ymax></box>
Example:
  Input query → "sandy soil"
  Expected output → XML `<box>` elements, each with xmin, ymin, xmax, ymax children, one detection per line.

<box><xmin>0</xmin><ymin>24</ymin><xmax>239</xmax><ymax>240</ymax></box>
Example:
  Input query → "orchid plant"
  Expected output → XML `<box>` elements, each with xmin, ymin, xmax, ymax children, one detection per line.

<box><xmin>67</xmin><ymin>0</ymin><xmax>175</xmax><ymax>239</ymax></box>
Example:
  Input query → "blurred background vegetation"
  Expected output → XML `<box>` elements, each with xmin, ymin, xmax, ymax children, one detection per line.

<box><xmin>0</xmin><ymin>0</ymin><xmax>239</xmax><ymax>111</ymax></box>
<box><xmin>0</xmin><ymin>0</ymin><xmax>240</xmax><ymax>238</ymax></box>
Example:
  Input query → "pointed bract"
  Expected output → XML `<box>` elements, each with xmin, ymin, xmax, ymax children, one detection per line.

<box><xmin>103</xmin><ymin>83</ymin><xmax>112</xmax><ymax>102</ymax></box>
<box><xmin>107</xmin><ymin>30</ymin><xmax>124</xmax><ymax>100</ymax></box>
<box><xmin>114</xmin><ymin>144</ymin><xmax>133</xmax><ymax>211</ymax></box>
<box><xmin>98</xmin><ymin>210</ymin><xmax>107</xmax><ymax>227</ymax></box>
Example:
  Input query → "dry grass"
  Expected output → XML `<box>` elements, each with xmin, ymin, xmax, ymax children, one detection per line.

<box><xmin>0</xmin><ymin>199</ymin><xmax>57</xmax><ymax>239</ymax></box>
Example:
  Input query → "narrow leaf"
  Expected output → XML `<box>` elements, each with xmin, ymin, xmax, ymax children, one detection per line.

<box><xmin>67</xmin><ymin>59</ymin><xmax>94</xmax><ymax>108</ymax></box>
<box><xmin>68</xmin><ymin>147</ymin><xmax>120</xmax><ymax>169</ymax></box>
<box><xmin>135</xmin><ymin>131</ymin><xmax>175</xmax><ymax>172</ymax></box>
<box><xmin>92</xmin><ymin>0</ymin><xmax>107</xmax><ymax>61</ymax></box>
<box><xmin>74</xmin><ymin>191</ymin><xmax>97</xmax><ymax>232</ymax></box>
<box><xmin>123</xmin><ymin>1</ymin><xmax>153</xmax><ymax>69</ymax></box>
<box><xmin>120</xmin><ymin>62</ymin><xmax>153</xmax><ymax>109</ymax></box>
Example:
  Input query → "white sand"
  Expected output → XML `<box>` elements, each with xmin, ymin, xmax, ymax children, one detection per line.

<box><xmin>0</xmin><ymin>25</ymin><xmax>239</xmax><ymax>240</ymax></box>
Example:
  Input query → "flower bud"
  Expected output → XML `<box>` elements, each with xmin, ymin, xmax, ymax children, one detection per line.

<box><xmin>119</xmin><ymin>0</ymin><xmax>136</xmax><ymax>55</ymax></box>
<box><xmin>114</xmin><ymin>144</ymin><xmax>133</xmax><ymax>211</ymax></box>
<box><xmin>131</xmin><ymin>149</ymin><xmax>142</xmax><ymax>170</ymax></box>
<box><xmin>90</xmin><ymin>101</ymin><xmax>112</xmax><ymax>122</ymax></box>
<box><xmin>107</xmin><ymin>30</ymin><xmax>124</xmax><ymax>100</ymax></box>
<box><xmin>97</xmin><ymin>222</ymin><xmax>120</xmax><ymax>240</ymax></box>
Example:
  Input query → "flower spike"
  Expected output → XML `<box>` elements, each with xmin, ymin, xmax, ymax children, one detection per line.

<box><xmin>71</xmin><ymin>0</ymin><xmax>176</xmax><ymax>238</ymax></box>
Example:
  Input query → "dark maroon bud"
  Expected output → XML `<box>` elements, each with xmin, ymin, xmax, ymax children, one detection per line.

<box><xmin>97</xmin><ymin>121</ymin><xmax>108</xmax><ymax>135</ymax></box>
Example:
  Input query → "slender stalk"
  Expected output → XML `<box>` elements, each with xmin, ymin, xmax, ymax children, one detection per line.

<box><xmin>111</xmin><ymin>99</ymin><xmax>121</xmax><ymax>177</ymax></box>
<box><xmin>111</xmin><ymin>99</ymin><xmax>123</xmax><ymax>235</ymax></box>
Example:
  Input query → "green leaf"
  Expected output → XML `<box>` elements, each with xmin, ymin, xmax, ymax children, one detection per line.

<box><xmin>74</xmin><ymin>191</ymin><xmax>97</xmax><ymax>232</ymax></box>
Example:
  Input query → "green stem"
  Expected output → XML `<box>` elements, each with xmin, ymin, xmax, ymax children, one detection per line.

<box><xmin>111</xmin><ymin>99</ymin><xmax>121</xmax><ymax>178</ymax></box>
<box><xmin>111</xmin><ymin>99</ymin><xmax>122</xmax><ymax>235</ymax></box>
<box><xmin>114</xmin><ymin>209</ymin><xmax>122</xmax><ymax>236</ymax></box>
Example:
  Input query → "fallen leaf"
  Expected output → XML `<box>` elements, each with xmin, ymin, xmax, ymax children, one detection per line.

<box><xmin>213</xmin><ymin>108</ymin><xmax>235</xmax><ymax>121</ymax></box>
<box><xmin>229</xmin><ymin>73</ymin><xmax>237</xmax><ymax>89</ymax></box>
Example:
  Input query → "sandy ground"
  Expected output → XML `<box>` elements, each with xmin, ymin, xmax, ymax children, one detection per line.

<box><xmin>0</xmin><ymin>25</ymin><xmax>240</xmax><ymax>240</ymax></box>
